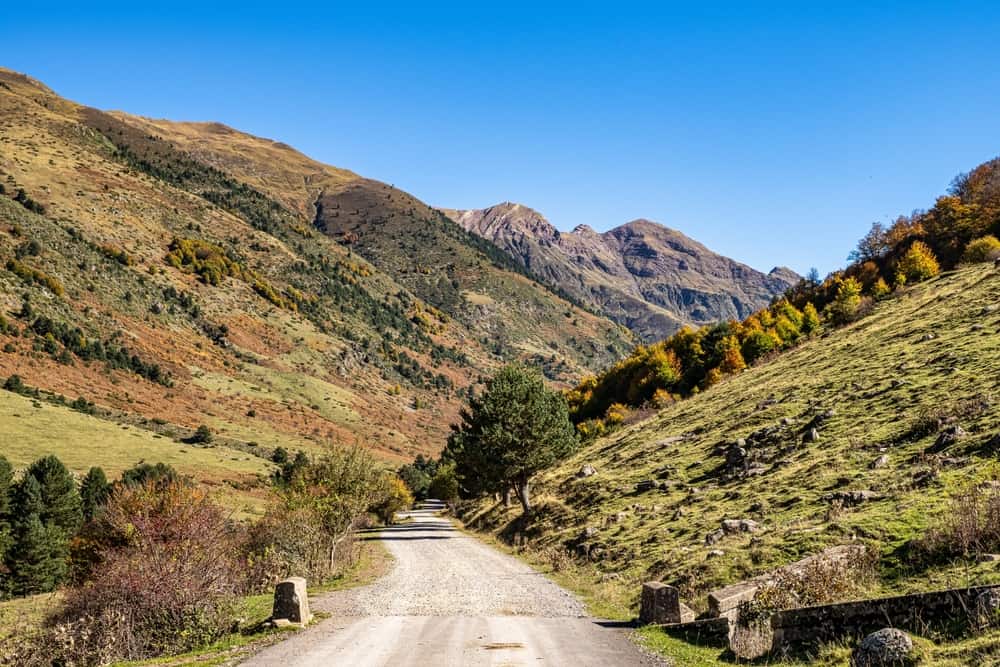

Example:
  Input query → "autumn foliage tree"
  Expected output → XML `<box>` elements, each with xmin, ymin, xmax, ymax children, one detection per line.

<box><xmin>894</xmin><ymin>240</ymin><xmax>940</xmax><ymax>286</ymax></box>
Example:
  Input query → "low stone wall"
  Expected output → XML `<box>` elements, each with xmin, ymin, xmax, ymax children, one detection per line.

<box><xmin>659</xmin><ymin>617</ymin><xmax>731</xmax><ymax>648</ymax></box>
<box><xmin>769</xmin><ymin>584</ymin><xmax>1000</xmax><ymax>654</ymax></box>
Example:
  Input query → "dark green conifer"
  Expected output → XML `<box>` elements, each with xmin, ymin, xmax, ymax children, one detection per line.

<box><xmin>79</xmin><ymin>466</ymin><xmax>111</xmax><ymax>521</ymax></box>
<box><xmin>24</xmin><ymin>455</ymin><xmax>82</xmax><ymax>534</ymax></box>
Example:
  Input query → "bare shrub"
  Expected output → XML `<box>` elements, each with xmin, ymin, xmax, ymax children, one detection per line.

<box><xmin>539</xmin><ymin>545</ymin><xmax>575</xmax><ymax>573</ymax></box>
<box><xmin>35</xmin><ymin>481</ymin><xmax>244</xmax><ymax>664</ymax></box>
<box><xmin>910</xmin><ymin>482</ymin><xmax>1000</xmax><ymax>565</ymax></box>
<box><xmin>740</xmin><ymin>547</ymin><xmax>877</xmax><ymax>624</ymax></box>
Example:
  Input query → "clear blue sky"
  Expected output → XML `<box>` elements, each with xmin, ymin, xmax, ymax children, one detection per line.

<box><xmin>3</xmin><ymin>2</ymin><xmax>999</xmax><ymax>275</ymax></box>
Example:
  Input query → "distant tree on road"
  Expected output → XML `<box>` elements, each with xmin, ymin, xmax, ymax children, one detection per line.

<box><xmin>445</xmin><ymin>364</ymin><xmax>577</xmax><ymax>513</ymax></box>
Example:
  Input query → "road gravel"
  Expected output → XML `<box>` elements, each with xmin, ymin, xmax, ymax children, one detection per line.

<box><xmin>241</xmin><ymin>504</ymin><xmax>664</xmax><ymax>666</ymax></box>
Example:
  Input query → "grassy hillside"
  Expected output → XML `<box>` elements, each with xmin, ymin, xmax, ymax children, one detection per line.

<box><xmin>0</xmin><ymin>66</ymin><xmax>632</xmax><ymax>492</ymax></box>
<box><xmin>467</xmin><ymin>263</ymin><xmax>1000</xmax><ymax>619</ymax></box>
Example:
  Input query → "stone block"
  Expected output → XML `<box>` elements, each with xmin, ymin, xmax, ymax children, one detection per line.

<box><xmin>707</xmin><ymin>581</ymin><xmax>759</xmax><ymax>620</ymax></box>
<box><xmin>640</xmin><ymin>582</ymin><xmax>684</xmax><ymax>624</ymax></box>
<box><xmin>272</xmin><ymin>576</ymin><xmax>312</xmax><ymax>626</ymax></box>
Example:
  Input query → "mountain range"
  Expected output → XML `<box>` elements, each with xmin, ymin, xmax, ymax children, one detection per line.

<box><xmin>444</xmin><ymin>203</ymin><xmax>798</xmax><ymax>341</ymax></box>
<box><xmin>0</xmin><ymin>66</ymin><xmax>791</xmax><ymax>470</ymax></box>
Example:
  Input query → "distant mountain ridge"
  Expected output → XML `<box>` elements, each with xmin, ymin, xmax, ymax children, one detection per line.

<box><xmin>442</xmin><ymin>202</ymin><xmax>798</xmax><ymax>340</ymax></box>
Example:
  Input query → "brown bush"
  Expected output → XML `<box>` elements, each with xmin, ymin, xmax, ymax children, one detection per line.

<box><xmin>34</xmin><ymin>481</ymin><xmax>245</xmax><ymax>664</ymax></box>
<box><xmin>910</xmin><ymin>482</ymin><xmax>1000</xmax><ymax>565</ymax></box>
<box><xmin>739</xmin><ymin>547</ymin><xmax>877</xmax><ymax>625</ymax></box>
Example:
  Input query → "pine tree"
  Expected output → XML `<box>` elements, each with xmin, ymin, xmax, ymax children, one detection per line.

<box><xmin>0</xmin><ymin>456</ymin><xmax>13</xmax><ymax>568</ymax></box>
<box><xmin>445</xmin><ymin>364</ymin><xmax>577</xmax><ymax>513</ymax></box>
<box><xmin>24</xmin><ymin>455</ymin><xmax>82</xmax><ymax>535</ymax></box>
<box><xmin>79</xmin><ymin>467</ymin><xmax>111</xmax><ymax>521</ymax></box>
<box><xmin>6</xmin><ymin>475</ymin><xmax>67</xmax><ymax>595</ymax></box>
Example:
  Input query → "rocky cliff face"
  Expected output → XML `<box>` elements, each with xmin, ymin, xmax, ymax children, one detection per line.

<box><xmin>444</xmin><ymin>203</ymin><xmax>798</xmax><ymax>341</ymax></box>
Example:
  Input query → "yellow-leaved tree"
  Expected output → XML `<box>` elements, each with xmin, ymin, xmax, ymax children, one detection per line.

<box><xmin>894</xmin><ymin>240</ymin><xmax>940</xmax><ymax>286</ymax></box>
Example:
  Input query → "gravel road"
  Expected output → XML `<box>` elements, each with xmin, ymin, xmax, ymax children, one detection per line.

<box><xmin>242</xmin><ymin>504</ymin><xmax>664</xmax><ymax>666</ymax></box>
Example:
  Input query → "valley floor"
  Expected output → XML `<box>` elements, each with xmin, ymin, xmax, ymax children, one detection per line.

<box><xmin>241</xmin><ymin>504</ymin><xmax>662</xmax><ymax>667</ymax></box>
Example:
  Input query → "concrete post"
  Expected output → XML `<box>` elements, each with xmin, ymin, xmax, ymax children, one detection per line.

<box><xmin>272</xmin><ymin>576</ymin><xmax>312</xmax><ymax>626</ymax></box>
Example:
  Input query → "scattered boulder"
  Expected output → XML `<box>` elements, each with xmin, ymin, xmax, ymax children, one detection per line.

<box><xmin>803</xmin><ymin>427</ymin><xmax>820</xmax><ymax>443</ymax></box>
<box><xmin>850</xmin><ymin>628</ymin><xmax>915</xmax><ymax>667</ymax></box>
<box><xmin>581</xmin><ymin>526</ymin><xmax>599</xmax><ymax>539</ymax></box>
<box><xmin>780</xmin><ymin>417</ymin><xmax>794</xmax><ymax>426</ymax></box>
<box><xmin>921</xmin><ymin>333</ymin><xmax>936</xmax><ymax>342</ymax></box>
<box><xmin>808</xmin><ymin>409</ymin><xmax>836</xmax><ymax>429</ymax></box>
<box><xmin>577</xmin><ymin>464</ymin><xmax>597</xmax><ymax>478</ymax></box>
<box><xmin>928</xmin><ymin>424</ymin><xmax>967</xmax><ymax>452</ymax></box>
<box><xmin>871</xmin><ymin>454</ymin><xmax>889</xmax><ymax>469</ymax></box>
<box><xmin>706</xmin><ymin>549</ymin><xmax>725</xmax><ymax>559</ymax></box>
<box><xmin>913</xmin><ymin>469</ymin><xmax>939</xmax><ymax>487</ymax></box>
<box><xmin>721</xmin><ymin>518</ymin><xmax>761</xmax><ymax>534</ymax></box>
<box><xmin>824</xmin><ymin>490</ymin><xmax>881</xmax><ymax>507</ymax></box>
<box><xmin>705</xmin><ymin>529</ymin><xmax>725</xmax><ymax>545</ymax></box>
<box><xmin>635</xmin><ymin>479</ymin><xmax>656</xmax><ymax>493</ymax></box>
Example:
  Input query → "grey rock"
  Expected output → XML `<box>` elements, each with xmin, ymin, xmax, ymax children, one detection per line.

<box><xmin>706</xmin><ymin>549</ymin><xmax>725</xmax><ymax>559</ymax></box>
<box><xmin>803</xmin><ymin>427</ymin><xmax>820</xmax><ymax>443</ymax></box>
<box><xmin>851</xmin><ymin>628</ymin><xmax>914</xmax><ymax>667</ymax></box>
<box><xmin>871</xmin><ymin>454</ymin><xmax>889</xmax><ymax>469</ymax></box>
<box><xmin>825</xmin><ymin>489</ymin><xmax>881</xmax><ymax>506</ymax></box>
<box><xmin>929</xmin><ymin>424</ymin><xmax>967</xmax><ymax>452</ymax></box>
<box><xmin>705</xmin><ymin>528</ymin><xmax>725</xmax><ymax>545</ymax></box>
<box><xmin>581</xmin><ymin>526</ymin><xmax>599</xmax><ymax>539</ymax></box>
<box><xmin>635</xmin><ymin>479</ymin><xmax>656</xmax><ymax>493</ymax></box>
<box><xmin>721</xmin><ymin>518</ymin><xmax>761</xmax><ymax>534</ymax></box>
<box><xmin>577</xmin><ymin>464</ymin><xmax>597</xmax><ymax>478</ymax></box>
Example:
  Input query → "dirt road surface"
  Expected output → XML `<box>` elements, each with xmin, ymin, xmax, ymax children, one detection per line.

<box><xmin>242</xmin><ymin>504</ymin><xmax>663</xmax><ymax>666</ymax></box>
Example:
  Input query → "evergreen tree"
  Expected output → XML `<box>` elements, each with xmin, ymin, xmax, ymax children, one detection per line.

<box><xmin>445</xmin><ymin>364</ymin><xmax>577</xmax><ymax>513</ymax></box>
<box><xmin>0</xmin><ymin>456</ymin><xmax>13</xmax><ymax>567</ymax></box>
<box><xmin>24</xmin><ymin>455</ymin><xmax>82</xmax><ymax>535</ymax></box>
<box><xmin>79</xmin><ymin>467</ymin><xmax>111</xmax><ymax>521</ymax></box>
<box><xmin>6</xmin><ymin>475</ymin><xmax>67</xmax><ymax>595</ymax></box>
<box><xmin>120</xmin><ymin>462</ymin><xmax>178</xmax><ymax>488</ymax></box>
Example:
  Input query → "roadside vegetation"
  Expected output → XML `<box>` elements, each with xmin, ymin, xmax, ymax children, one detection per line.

<box><xmin>0</xmin><ymin>447</ymin><xmax>411</xmax><ymax>666</ymax></box>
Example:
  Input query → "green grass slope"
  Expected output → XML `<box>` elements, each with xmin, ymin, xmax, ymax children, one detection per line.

<box><xmin>468</xmin><ymin>263</ymin><xmax>1000</xmax><ymax>617</ymax></box>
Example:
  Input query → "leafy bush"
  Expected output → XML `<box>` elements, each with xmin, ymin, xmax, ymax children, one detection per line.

<box><xmin>739</xmin><ymin>548</ymin><xmax>877</xmax><ymax>624</ymax></box>
<box><xmin>962</xmin><ymin>235</ymin><xmax>1000</xmax><ymax>263</ymax></box>
<box><xmin>372</xmin><ymin>476</ymin><xmax>413</xmax><ymax>525</ymax></box>
<box><xmin>894</xmin><ymin>240</ymin><xmax>941</xmax><ymax>285</ymax></box>
<box><xmin>4</xmin><ymin>258</ymin><xmax>63</xmax><ymax>296</ymax></box>
<box><xmin>428</xmin><ymin>464</ymin><xmax>459</xmax><ymax>502</ymax></box>
<box><xmin>43</xmin><ymin>481</ymin><xmax>244</xmax><ymax>663</ymax></box>
<box><xmin>249</xmin><ymin>447</ymin><xmax>386</xmax><ymax>583</ymax></box>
